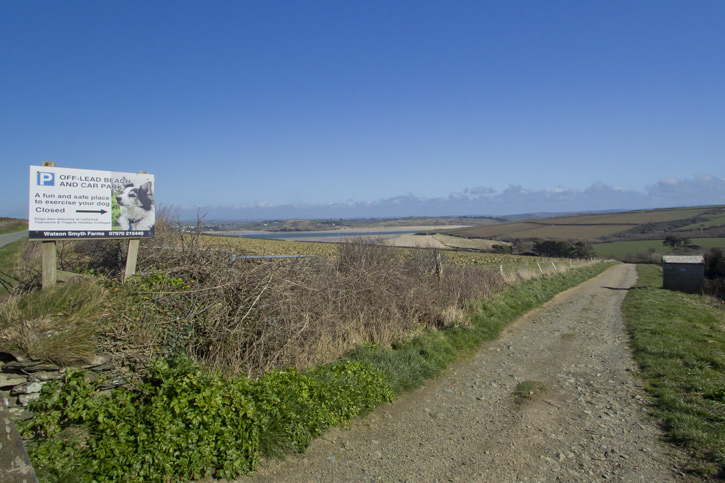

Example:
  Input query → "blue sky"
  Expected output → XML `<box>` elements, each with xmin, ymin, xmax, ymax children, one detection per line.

<box><xmin>2</xmin><ymin>1</ymin><xmax>724</xmax><ymax>220</ymax></box>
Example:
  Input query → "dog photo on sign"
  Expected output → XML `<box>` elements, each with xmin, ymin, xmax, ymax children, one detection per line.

<box><xmin>113</xmin><ymin>181</ymin><xmax>155</xmax><ymax>231</ymax></box>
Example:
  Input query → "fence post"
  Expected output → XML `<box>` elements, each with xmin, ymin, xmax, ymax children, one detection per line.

<box><xmin>434</xmin><ymin>251</ymin><xmax>443</xmax><ymax>280</ymax></box>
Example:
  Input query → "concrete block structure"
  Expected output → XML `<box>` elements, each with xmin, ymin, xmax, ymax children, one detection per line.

<box><xmin>662</xmin><ymin>255</ymin><xmax>705</xmax><ymax>293</ymax></box>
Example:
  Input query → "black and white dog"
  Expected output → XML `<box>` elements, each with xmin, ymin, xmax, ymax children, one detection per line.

<box><xmin>116</xmin><ymin>181</ymin><xmax>155</xmax><ymax>230</ymax></box>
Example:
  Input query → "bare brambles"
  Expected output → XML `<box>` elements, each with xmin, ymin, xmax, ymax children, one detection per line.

<box><xmin>2</xmin><ymin>210</ymin><xmax>509</xmax><ymax>377</ymax></box>
<box><xmin>119</xmin><ymin>231</ymin><xmax>506</xmax><ymax>377</ymax></box>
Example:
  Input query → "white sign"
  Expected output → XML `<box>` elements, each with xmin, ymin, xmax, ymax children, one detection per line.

<box><xmin>29</xmin><ymin>166</ymin><xmax>155</xmax><ymax>239</ymax></box>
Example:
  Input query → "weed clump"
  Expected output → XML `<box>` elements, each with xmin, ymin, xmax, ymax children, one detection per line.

<box><xmin>0</xmin><ymin>278</ymin><xmax>108</xmax><ymax>365</ymax></box>
<box><xmin>512</xmin><ymin>380</ymin><xmax>547</xmax><ymax>404</ymax></box>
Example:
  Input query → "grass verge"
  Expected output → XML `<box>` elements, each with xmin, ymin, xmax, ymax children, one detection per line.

<box><xmin>623</xmin><ymin>264</ymin><xmax>725</xmax><ymax>478</ymax></box>
<box><xmin>0</xmin><ymin>238</ymin><xmax>27</xmax><ymax>296</ymax></box>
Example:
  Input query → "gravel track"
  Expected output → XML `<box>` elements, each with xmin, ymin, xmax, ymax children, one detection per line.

<box><xmin>242</xmin><ymin>264</ymin><xmax>693</xmax><ymax>482</ymax></box>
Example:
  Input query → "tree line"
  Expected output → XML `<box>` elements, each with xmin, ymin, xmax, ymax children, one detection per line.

<box><xmin>532</xmin><ymin>240</ymin><xmax>596</xmax><ymax>259</ymax></box>
<box><xmin>662</xmin><ymin>235</ymin><xmax>699</xmax><ymax>251</ymax></box>
<box><xmin>491</xmin><ymin>239</ymin><xmax>596</xmax><ymax>258</ymax></box>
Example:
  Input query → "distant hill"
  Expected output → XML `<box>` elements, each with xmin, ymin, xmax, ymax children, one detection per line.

<box><xmin>501</xmin><ymin>210</ymin><xmax>622</xmax><ymax>222</ymax></box>
<box><xmin>442</xmin><ymin>205</ymin><xmax>725</xmax><ymax>243</ymax></box>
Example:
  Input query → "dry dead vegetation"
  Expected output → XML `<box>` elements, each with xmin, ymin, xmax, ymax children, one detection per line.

<box><xmin>0</xmin><ymin>280</ymin><xmax>107</xmax><ymax>365</ymax></box>
<box><xmin>131</xmin><ymin>236</ymin><xmax>506</xmax><ymax>376</ymax></box>
<box><xmin>1</xmin><ymin>213</ymin><xmax>507</xmax><ymax>377</ymax></box>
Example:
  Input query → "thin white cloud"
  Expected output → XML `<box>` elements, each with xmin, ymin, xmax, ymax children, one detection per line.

<box><xmin>166</xmin><ymin>174</ymin><xmax>725</xmax><ymax>221</ymax></box>
<box><xmin>646</xmin><ymin>174</ymin><xmax>725</xmax><ymax>204</ymax></box>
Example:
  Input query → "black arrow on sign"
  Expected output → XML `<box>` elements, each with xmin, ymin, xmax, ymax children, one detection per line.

<box><xmin>76</xmin><ymin>209</ymin><xmax>108</xmax><ymax>215</ymax></box>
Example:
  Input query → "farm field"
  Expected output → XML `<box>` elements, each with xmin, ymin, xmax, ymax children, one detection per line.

<box><xmin>431</xmin><ymin>233</ymin><xmax>510</xmax><ymax>251</ymax></box>
<box><xmin>205</xmin><ymin>233</ymin><xmax>340</xmax><ymax>258</ymax></box>
<box><xmin>206</xmin><ymin>234</ymin><xmax>571</xmax><ymax>272</ymax></box>
<box><xmin>443</xmin><ymin>205</ymin><xmax>725</xmax><ymax>242</ymax></box>
<box><xmin>593</xmin><ymin>237</ymin><xmax>725</xmax><ymax>259</ymax></box>
<box><xmin>447</xmin><ymin>222</ymin><xmax>633</xmax><ymax>241</ymax></box>
<box><xmin>545</xmin><ymin>206</ymin><xmax>709</xmax><ymax>225</ymax></box>
<box><xmin>678</xmin><ymin>209</ymin><xmax>725</xmax><ymax>230</ymax></box>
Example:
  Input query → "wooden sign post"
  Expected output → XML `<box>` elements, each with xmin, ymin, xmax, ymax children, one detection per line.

<box><xmin>40</xmin><ymin>161</ymin><xmax>58</xmax><ymax>289</ymax></box>
<box><xmin>122</xmin><ymin>170</ymin><xmax>148</xmax><ymax>282</ymax></box>
<box><xmin>123</xmin><ymin>239</ymin><xmax>140</xmax><ymax>282</ymax></box>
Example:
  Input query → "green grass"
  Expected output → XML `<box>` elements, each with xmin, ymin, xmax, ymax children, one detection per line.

<box><xmin>0</xmin><ymin>238</ymin><xmax>27</xmax><ymax>295</ymax></box>
<box><xmin>593</xmin><ymin>238</ymin><xmax>725</xmax><ymax>258</ymax></box>
<box><xmin>623</xmin><ymin>265</ymin><xmax>725</xmax><ymax>477</ymax></box>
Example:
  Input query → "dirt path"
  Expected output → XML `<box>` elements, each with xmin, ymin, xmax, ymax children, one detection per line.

<box><xmin>243</xmin><ymin>264</ymin><xmax>690</xmax><ymax>482</ymax></box>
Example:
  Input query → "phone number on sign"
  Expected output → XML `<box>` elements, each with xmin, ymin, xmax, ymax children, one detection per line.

<box><xmin>112</xmin><ymin>231</ymin><xmax>145</xmax><ymax>237</ymax></box>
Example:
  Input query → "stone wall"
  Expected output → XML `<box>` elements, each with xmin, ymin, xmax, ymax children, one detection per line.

<box><xmin>0</xmin><ymin>352</ymin><xmax>129</xmax><ymax>482</ymax></box>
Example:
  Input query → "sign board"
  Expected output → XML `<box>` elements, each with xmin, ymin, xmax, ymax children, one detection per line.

<box><xmin>29</xmin><ymin>166</ymin><xmax>156</xmax><ymax>240</ymax></box>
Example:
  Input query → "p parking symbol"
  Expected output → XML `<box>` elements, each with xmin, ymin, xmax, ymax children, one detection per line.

<box><xmin>37</xmin><ymin>172</ymin><xmax>54</xmax><ymax>186</ymax></box>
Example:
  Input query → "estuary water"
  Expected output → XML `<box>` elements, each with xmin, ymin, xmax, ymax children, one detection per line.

<box><xmin>223</xmin><ymin>229</ymin><xmax>424</xmax><ymax>242</ymax></box>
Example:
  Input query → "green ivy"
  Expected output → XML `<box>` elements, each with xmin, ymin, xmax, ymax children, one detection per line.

<box><xmin>254</xmin><ymin>361</ymin><xmax>393</xmax><ymax>455</ymax></box>
<box><xmin>22</xmin><ymin>358</ymin><xmax>393</xmax><ymax>482</ymax></box>
<box><xmin>135</xmin><ymin>272</ymin><xmax>191</xmax><ymax>291</ymax></box>
<box><xmin>23</xmin><ymin>359</ymin><xmax>260</xmax><ymax>482</ymax></box>
<box><xmin>313</xmin><ymin>360</ymin><xmax>395</xmax><ymax>422</ymax></box>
